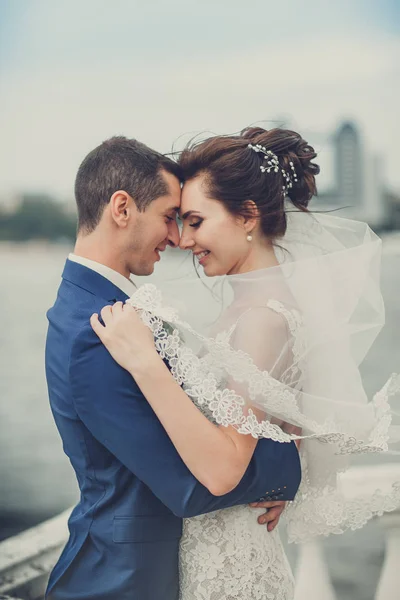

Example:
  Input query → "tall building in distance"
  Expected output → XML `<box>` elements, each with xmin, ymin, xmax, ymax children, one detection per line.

<box><xmin>313</xmin><ymin>121</ymin><xmax>390</xmax><ymax>230</ymax></box>
<box><xmin>335</xmin><ymin>122</ymin><xmax>363</xmax><ymax>208</ymax></box>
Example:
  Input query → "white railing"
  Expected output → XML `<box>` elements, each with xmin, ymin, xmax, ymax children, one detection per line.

<box><xmin>294</xmin><ymin>463</ymin><xmax>400</xmax><ymax>600</ymax></box>
<box><xmin>0</xmin><ymin>465</ymin><xmax>399</xmax><ymax>600</ymax></box>
<box><xmin>0</xmin><ymin>509</ymin><xmax>70</xmax><ymax>600</ymax></box>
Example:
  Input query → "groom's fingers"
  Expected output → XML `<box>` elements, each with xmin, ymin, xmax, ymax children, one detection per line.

<box><xmin>249</xmin><ymin>500</ymin><xmax>286</xmax><ymax>530</ymax></box>
<box><xmin>257</xmin><ymin>505</ymin><xmax>285</xmax><ymax>531</ymax></box>
<box><xmin>249</xmin><ymin>501</ymin><xmax>284</xmax><ymax>509</ymax></box>
<box><xmin>266</xmin><ymin>515</ymin><xmax>280</xmax><ymax>532</ymax></box>
<box><xmin>258</xmin><ymin>506</ymin><xmax>282</xmax><ymax>522</ymax></box>
<box><xmin>257</xmin><ymin>506</ymin><xmax>280</xmax><ymax>524</ymax></box>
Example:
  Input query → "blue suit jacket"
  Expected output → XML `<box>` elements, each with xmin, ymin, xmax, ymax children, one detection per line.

<box><xmin>45</xmin><ymin>259</ymin><xmax>301</xmax><ymax>600</ymax></box>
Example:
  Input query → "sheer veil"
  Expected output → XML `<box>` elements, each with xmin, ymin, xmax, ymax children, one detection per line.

<box><xmin>127</xmin><ymin>208</ymin><xmax>400</xmax><ymax>543</ymax></box>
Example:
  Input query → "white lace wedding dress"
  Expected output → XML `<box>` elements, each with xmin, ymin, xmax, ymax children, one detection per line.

<box><xmin>178</xmin><ymin>300</ymin><xmax>299</xmax><ymax>600</ymax></box>
<box><xmin>179</xmin><ymin>505</ymin><xmax>294</xmax><ymax>600</ymax></box>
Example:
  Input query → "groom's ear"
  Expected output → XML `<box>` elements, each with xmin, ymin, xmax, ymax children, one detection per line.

<box><xmin>109</xmin><ymin>190</ymin><xmax>137</xmax><ymax>228</ymax></box>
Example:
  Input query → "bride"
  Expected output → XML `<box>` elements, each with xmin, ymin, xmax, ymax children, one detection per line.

<box><xmin>90</xmin><ymin>126</ymin><xmax>400</xmax><ymax>600</ymax></box>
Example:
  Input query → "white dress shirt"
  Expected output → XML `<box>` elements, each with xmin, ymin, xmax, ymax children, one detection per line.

<box><xmin>68</xmin><ymin>253</ymin><xmax>137</xmax><ymax>297</ymax></box>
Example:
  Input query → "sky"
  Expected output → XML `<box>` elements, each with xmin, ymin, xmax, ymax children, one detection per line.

<box><xmin>0</xmin><ymin>0</ymin><xmax>399</xmax><ymax>200</ymax></box>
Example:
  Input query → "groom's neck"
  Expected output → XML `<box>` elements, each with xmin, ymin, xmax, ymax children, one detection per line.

<box><xmin>74</xmin><ymin>231</ymin><xmax>129</xmax><ymax>279</ymax></box>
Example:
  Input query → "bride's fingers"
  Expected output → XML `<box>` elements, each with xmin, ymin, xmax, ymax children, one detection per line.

<box><xmin>123</xmin><ymin>302</ymin><xmax>135</xmax><ymax>310</ymax></box>
<box><xmin>100</xmin><ymin>305</ymin><xmax>113</xmax><ymax>325</ymax></box>
<box><xmin>123</xmin><ymin>303</ymin><xmax>138</xmax><ymax>317</ymax></box>
<box><xmin>123</xmin><ymin>303</ymin><xmax>143</xmax><ymax>324</ymax></box>
<box><xmin>112</xmin><ymin>301</ymin><xmax>124</xmax><ymax>315</ymax></box>
<box><xmin>90</xmin><ymin>313</ymin><xmax>105</xmax><ymax>340</ymax></box>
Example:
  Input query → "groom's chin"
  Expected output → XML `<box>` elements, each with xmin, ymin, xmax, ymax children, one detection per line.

<box><xmin>133</xmin><ymin>262</ymin><xmax>156</xmax><ymax>277</ymax></box>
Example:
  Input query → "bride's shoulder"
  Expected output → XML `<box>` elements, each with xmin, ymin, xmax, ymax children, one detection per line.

<box><xmin>233</xmin><ymin>300</ymin><xmax>304</xmax><ymax>344</ymax></box>
<box><xmin>233</xmin><ymin>302</ymin><xmax>290</xmax><ymax>337</ymax></box>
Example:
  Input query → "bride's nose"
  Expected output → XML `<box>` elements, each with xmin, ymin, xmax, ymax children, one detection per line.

<box><xmin>179</xmin><ymin>228</ymin><xmax>195</xmax><ymax>250</ymax></box>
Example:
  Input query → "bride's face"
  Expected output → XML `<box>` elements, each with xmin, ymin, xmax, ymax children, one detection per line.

<box><xmin>179</xmin><ymin>174</ymin><xmax>252</xmax><ymax>276</ymax></box>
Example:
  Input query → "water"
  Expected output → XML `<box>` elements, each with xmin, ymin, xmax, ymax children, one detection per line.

<box><xmin>0</xmin><ymin>240</ymin><xmax>399</xmax><ymax>599</ymax></box>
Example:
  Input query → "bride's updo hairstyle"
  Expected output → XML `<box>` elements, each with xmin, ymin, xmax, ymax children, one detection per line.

<box><xmin>178</xmin><ymin>127</ymin><xmax>320</xmax><ymax>239</ymax></box>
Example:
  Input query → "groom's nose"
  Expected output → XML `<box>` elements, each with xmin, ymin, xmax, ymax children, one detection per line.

<box><xmin>167</xmin><ymin>219</ymin><xmax>180</xmax><ymax>248</ymax></box>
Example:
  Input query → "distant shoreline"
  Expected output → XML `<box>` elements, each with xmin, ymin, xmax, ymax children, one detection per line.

<box><xmin>0</xmin><ymin>240</ymin><xmax>73</xmax><ymax>253</ymax></box>
<box><xmin>0</xmin><ymin>233</ymin><xmax>399</xmax><ymax>258</ymax></box>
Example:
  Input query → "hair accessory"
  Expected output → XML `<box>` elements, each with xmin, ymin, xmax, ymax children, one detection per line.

<box><xmin>247</xmin><ymin>143</ymin><xmax>298</xmax><ymax>195</ymax></box>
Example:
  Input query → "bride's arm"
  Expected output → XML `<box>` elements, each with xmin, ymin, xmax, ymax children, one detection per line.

<box><xmin>132</xmin><ymin>351</ymin><xmax>257</xmax><ymax>496</ymax></box>
<box><xmin>91</xmin><ymin>302</ymin><xmax>289</xmax><ymax>496</ymax></box>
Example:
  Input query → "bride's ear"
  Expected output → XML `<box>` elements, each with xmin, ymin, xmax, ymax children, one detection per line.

<box><xmin>239</xmin><ymin>200</ymin><xmax>259</xmax><ymax>234</ymax></box>
<box><xmin>109</xmin><ymin>191</ymin><xmax>136</xmax><ymax>228</ymax></box>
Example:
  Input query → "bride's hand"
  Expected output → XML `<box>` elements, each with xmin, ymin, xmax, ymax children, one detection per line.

<box><xmin>90</xmin><ymin>302</ymin><xmax>158</xmax><ymax>373</ymax></box>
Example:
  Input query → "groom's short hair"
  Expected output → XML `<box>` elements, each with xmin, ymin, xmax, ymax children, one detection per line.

<box><xmin>75</xmin><ymin>136</ymin><xmax>181</xmax><ymax>233</ymax></box>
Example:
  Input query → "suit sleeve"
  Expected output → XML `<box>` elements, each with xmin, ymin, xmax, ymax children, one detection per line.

<box><xmin>70</xmin><ymin>325</ymin><xmax>301</xmax><ymax>517</ymax></box>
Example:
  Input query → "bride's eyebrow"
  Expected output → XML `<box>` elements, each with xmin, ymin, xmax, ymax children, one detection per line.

<box><xmin>181</xmin><ymin>210</ymin><xmax>201</xmax><ymax>220</ymax></box>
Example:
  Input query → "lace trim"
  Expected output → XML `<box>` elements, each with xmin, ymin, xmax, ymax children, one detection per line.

<box><xmin>285</xmin><ymin>451</ymin><xmax>400</xmax><ymax>543</ymax></box>
<box><xmin>128</xmin><ymin>284</ymin><xmax>400</xmax><ymax>454</ymax></box>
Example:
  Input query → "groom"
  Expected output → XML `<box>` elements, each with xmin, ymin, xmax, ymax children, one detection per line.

<box><xmin>45</xmin><ymin>136</ymin><xmax>301</xmax><ymax>600</ymax></box>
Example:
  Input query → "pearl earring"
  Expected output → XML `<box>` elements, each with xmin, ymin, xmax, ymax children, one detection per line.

<box><xmin>246</xmin><ymin>234</ymin><xmax>253</xmax><ymax>242</ymax></box>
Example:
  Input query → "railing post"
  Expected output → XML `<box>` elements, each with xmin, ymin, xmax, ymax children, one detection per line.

<box><xmin>375</xmin><ymin>510</ymin><xmax>400</xmax><ymax>600</ymax></box>
<box><xmin>294</xmin><ymin>540</ymin><xmax>336</xmax><ymax>600</ymax></box>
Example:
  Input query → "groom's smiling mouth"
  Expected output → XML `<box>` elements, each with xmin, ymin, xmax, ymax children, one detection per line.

<box><xmin>154</xmin><ymin>246</ymin><xmax>167</xmax><ymax>260</ymax></box>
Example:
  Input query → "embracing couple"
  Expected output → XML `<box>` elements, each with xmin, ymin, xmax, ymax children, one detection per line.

<box><xmin>45</xmin><ymin>128</ymin><xmax>400</xmax><ymax>600</ymax></box>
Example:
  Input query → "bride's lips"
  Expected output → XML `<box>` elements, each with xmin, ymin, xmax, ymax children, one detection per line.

<box><xmin>195</xmin><ymin>250</ymin><xmax>210</xmax><ymax>265</ymax></box>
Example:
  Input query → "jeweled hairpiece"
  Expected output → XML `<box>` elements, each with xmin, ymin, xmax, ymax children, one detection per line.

<box><xmin>247</xmin><ymin>143</ymin><xmax>298</xmax><ymax>194</ymax></box>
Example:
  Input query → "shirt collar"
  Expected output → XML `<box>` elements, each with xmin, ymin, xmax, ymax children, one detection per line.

<box><xmin>68</xmin><ymin>253</ymin><xmax>137</xmax><ymax>298</ymax></box>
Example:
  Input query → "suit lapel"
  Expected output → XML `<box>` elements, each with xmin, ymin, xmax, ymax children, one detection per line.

<box><xmin>61</xmin><ymin>259</ymin><xmax>130</xmax><ymax>303</ymax></box>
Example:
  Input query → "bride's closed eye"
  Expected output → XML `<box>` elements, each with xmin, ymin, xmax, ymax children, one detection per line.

<box><xmin>189</xmin><ymin>219</ymin><xmax>203</xmax><ymax>228</ymax></box>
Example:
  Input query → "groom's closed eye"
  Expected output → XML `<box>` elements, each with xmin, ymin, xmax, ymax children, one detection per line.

<box><xmin>164</xmin><ymin>207</ymin><xmax>180</xmax><ymax>222</ymax></box>
<box><xmin>164</xmin><ymin>211</ymin><xmax>178</xmax><ymax>222</ymax></box>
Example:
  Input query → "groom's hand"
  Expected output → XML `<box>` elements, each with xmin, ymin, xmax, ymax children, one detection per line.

<box><xmin>249</xmin><ymin>500</ymin><xmax>286</xmax><ymax>532</ymax></box>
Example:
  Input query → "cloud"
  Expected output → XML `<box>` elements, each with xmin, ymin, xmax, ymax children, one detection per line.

<box><xmin>2</xmin><ymin>0</ymin><xmax>396</xmax><ymax>72</ymax></box>
<box><xmin>0</xmin><ymin>4</ymin><xmax>399</xmax><ymax>197</ymax></box>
